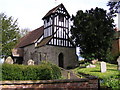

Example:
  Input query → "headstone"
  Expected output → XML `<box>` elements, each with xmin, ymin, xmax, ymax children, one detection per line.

<box><xmin>5</xmin><ymin>56</ymin><xmax>13</xmax><ymax>64</ymax></box>
<box><xmin>27</xmin><ymin>59</ymin><xmax>34</xmax><ymax>65</ymax></box>
<box><xmin>86</xmin><ymin>64</ymin><xmax>96</xmax><ymax>68</ymax></box>
<box><xmin>91</xmin><ymin>59</ymin><xmax>98</xmax><ymax>64</ymax></box>
<box><xmin>100</xmin><ymin>62</ymin><xmax>106</xmax><ymax>73</ymax></box>
<box><xmin>117</xmin><ymin>56</ymin><xmax>120</xmax><ymax>70</ymax></box>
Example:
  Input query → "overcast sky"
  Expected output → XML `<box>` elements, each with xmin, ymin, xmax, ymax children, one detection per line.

<box><xmin>1</xmin><ymin>0</ymin><xmax>118</xmax><ymax>30</ymax></box>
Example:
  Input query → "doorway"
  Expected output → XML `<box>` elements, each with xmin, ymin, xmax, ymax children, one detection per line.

<box><xmin>58</xmin><ymin>53</ymin><xmax>64</xmax><ymax>68</ymax></box>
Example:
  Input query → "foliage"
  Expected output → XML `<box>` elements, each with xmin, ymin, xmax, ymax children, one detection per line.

<box><xmin>71</xmin><ymin>7</ymin><xmax>115</xmax><ymax>61</ymax></box>
<box><xmin>103</xmin><ymin>78</ymin><xmax>120</xmax><ymax>89</ymax></box>
<box><xmin>74</xmin><ymin>62</ymin><xmax>120</xmax><ymax>89</ymax></box>
<box><xmin>40</xmin><ymin>61</ymin><xmax>62</xmax><ymax>79</ymax></box>
<box><xmin>78</xmin><ymin>60</ymin><xmax>85</xmax><ymax>64</ymax></box>
<box><xmin>0</xmin><ymin>14</ymin><xmax>2</xmax><ymax>57</ymax></box>
<box><xmin>107</xmin><ymin>1</ymin><xmax>120</xmax><ymax>17</ymax></box>
<box><xmin>106</xmin><ymin>52</ymin><xmax>120</xmax><ymax>64</ymax></box>
<box><xmin>0</xmin><ymin>13</ymin><xmax>20</xmax><ymax>58</ymax></box>
<box><xmin>1</xmin><ymin>62</ymin><xmax>61</xmax><ymax>80</ymax></box>
<box><xmin>19</xmin><ymin>28</ymin><xmax>29</xmax><ymax>38</ymax></box>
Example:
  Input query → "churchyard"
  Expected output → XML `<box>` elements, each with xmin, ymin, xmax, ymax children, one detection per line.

<box><xmin>73</xmin><ymin>61</ymin><xmax>120</xmax><ymax>89</ymax></box>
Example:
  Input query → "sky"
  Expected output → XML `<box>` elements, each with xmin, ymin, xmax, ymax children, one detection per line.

<box><xmin>0</xmin><ymin>0</ymin><xmax>118</xmax><ymax>30</ymax></box>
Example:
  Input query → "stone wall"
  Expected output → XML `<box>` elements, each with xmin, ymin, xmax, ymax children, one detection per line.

<box><xmin>23</xmin><ymin>45</ymin><xmax>78</xmax><ymax>68</ymax></box>
<box><xmin>0</xmin><ymin>78</ymin><xmax>99</xmax><ymax>89</ymax></box>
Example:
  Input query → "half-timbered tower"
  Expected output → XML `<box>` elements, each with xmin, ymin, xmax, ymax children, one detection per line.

<box><xmin>12</xmin><ymin>3</ymin><xmax>78</xmax><ymax>68</ymax></box>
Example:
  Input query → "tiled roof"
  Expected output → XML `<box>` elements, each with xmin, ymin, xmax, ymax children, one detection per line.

<box><xmin>16</xmin><ymin>26</ymin><xmax>44</xmax><ymax>48</ymax></box>
<box><xmin>42</xmin><ymin>3</ymin><xmax>70</xmax><ymax>19</ymax></box>
<box><xmin>37</xmin><ymin>36</ymin><xmax>53</xmax><ymax>47</ymax></box>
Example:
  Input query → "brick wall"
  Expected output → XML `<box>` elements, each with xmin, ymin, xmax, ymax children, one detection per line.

<box><xmin>0</xmin><ymin>77</ymin><xmax>99</xmax><ymax>89</ymax></box>
<box><xmin>112</xmin><ymin>39</ymin><xmax>119</xmax><ymax>56</ymax></box>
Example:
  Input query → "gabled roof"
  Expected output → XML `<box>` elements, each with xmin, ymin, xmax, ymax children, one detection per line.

<box><xmin>42</xmin><ymin>3</ymin><xmax>70</xmax><ymax>19</ymax></box>
<box><xmin>16</xmin><ymin>26</ymin><xmax>44</xmax><ymax>48</ymax></box>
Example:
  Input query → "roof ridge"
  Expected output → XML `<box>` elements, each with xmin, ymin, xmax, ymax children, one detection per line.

<box><xmin>42</xmin><ymin>3</ymin><xmax>64</xmax><ymax>19</ymax></box>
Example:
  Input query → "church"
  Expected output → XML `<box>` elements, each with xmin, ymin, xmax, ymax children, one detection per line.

<box><xmin>12</xmin><ymin>3</ymin><xmax>78</xmax><ymax>68</ymax></box>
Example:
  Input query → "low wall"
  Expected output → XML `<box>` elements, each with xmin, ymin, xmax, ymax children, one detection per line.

<box><xmin>0</xmin><ymin>77</ymin><xmax>99</xmax><ymax>89</ymax></box>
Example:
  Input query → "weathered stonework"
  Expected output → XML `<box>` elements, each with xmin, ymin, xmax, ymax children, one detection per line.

<box><xmin>23</xmin><ymin>44</ymin><xmax>78</xmax><ymax>68</ymax></box>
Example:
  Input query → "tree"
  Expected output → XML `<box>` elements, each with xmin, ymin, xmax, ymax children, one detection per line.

<box><xmin>107</xmin><ymin>0</ymin><xmax>120</xmax><ymax>16</ymax></box>
<box><xmin>0</xmin><ymin>13</ymin><xmax>20</xmax><ymax>58</ymax></box>
<box><xmin>71</xmin><ymin>7</ymin><xmax>115</xmax><ymax>61</ymax></box>
<box><xmin>19</xmin><ymin>28</ymin><xmax>29</xmax><ymax>38</ymax></box>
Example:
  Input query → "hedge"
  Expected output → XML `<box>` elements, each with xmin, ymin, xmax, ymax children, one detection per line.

<box><xmin>1</xmin><ymin>61</ymin><xmax>61</xmax><ymax>80</ymax></box>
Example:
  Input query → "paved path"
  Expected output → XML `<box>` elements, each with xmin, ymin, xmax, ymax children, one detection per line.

<box><xmin>61</xmin><ymin>68</ymin><xmax>80</xmax><ymax>79</ymax></box>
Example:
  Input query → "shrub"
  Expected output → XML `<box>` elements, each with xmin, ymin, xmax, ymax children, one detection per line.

<box><xmin>40</xmin><ymin>61</ymin><xmax>61</xmax><ymax>79</ymax></box>
<box><xmin>2</xmin><ymin>64</ymin><xmax>24</xmax><ymax>80</ymax></box>
<box><xmin>2</xmin><ymin>62</ymin><xmax>61</xmax><ymax>80</ymax></box>
<box><xmin>102</xmin><ymin>78</ymin><xmax>120</xmax><ymax>89</ymax></box>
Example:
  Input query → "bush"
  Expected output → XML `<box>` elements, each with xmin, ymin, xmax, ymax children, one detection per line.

<box><xmin>40</xmin><ymin>61</ymin><xmax>61</xmax><ymax>79</ymax></box>
<box><xmin>2</xmin><ymin>62</ymin><xmax>61</xmax><ymax>80</ymax></box>
<box><xmin>102</xmin><ymin>77</ymin><xmax>120</xmax><ymax>89</ymax></box>
<box><xmin>2</xmin><ymin>64</ymin><xmax>24</xmax><ymax>80</ymax></box>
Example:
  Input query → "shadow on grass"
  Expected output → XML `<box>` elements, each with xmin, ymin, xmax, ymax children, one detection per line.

<box><xmin>90</xmin><ymin>70</ymin><xmax>100</xmax><ymax>72</ymax></box>
<box><xmin>107</xmin><ymin>69</ymin><xmax>118</xmax><ymax>71</ymax></box>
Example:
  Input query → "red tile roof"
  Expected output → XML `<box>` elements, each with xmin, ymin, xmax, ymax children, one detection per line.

<box><xmin>16</xmin><ymin>26</ymin><xmax>44</xmax><ymax>48</ymax></box>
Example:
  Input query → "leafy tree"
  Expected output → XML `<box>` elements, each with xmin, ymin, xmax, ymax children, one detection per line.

<box><xmin>107</xmin><ymin>0</ymin><xmax>120</xmax><ymax>16</ymax></box>
<box><xmin>71</xmin><ymin>7</ymin><xmax>115</xmax><ymax>61</ymax></box>
<box><xmin>0</xmin><ymin>14</ymin><xmax>3</xmax><ymax>58</ymax></box>
<box><xmin>0</xmin><ymin>13</ymin><xmax>20</xmax><ymax>58</ymax></box>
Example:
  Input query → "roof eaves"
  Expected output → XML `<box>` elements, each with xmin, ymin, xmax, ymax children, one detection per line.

<box><xmin>37</xmin><ymin>36</ymin><xmax>53</xmax><ymax>47</ymax></box>
<box><xmin>42</xmin><ymin>4</ymin><xmax>61</xmax><ymax>19</ymax></box>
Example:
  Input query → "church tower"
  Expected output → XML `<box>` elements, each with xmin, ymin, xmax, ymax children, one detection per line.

<box><xmin>36</xmin><ymin>3</ymin><xmax>78</xmax><ymax>68</ymax></box>
<box><xmin>42</xmin><ymin>4</ymin><xmax>73</xmax><ymax>47</ymax></box>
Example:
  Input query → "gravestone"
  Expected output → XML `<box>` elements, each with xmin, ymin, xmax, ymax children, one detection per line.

<box><xmin>86</xmin><ymin>64</ymin><xmax>96</xmax><ymax>68</ymax></box>
<box><xmin>27</xmin><ymin>59</ymin><xmax>34</xmax><ymax>65</ymax></box>
<box><xmin>100</xmin><ymin>62</ymin><xmax>106</xmax><ymax>73</ymax></box>
<box><xmin>117</xmin><ymin>56</ymin><xmax>120</xmax><ymax>70</ymax></box>
<box><xmin>91</xmin><ymin>59</ymin><xmax>98</xmax><ymax>64</ymax></box>
<box><xmin>5</xmin><ymin>56</ymin><xmax>13</xmax><ymax>64</ymax></box>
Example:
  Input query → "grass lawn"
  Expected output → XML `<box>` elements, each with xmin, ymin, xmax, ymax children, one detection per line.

<box><xmin>74</xmin><ymin>62</ymin><xmax>120</xmax><ymax>89</ymax></box>
<box><xmin>74</xmin><ymin>62</ymin><xmax>119</xmax><ymax>79</ymax></box>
